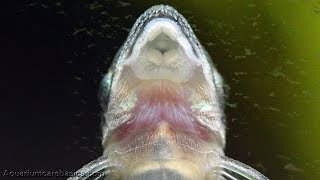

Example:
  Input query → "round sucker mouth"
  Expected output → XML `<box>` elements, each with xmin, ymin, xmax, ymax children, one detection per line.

<box><xmin>118</xmin><ymin>5</ymin><xmax>204</xmax><ymax>63</ymax></box>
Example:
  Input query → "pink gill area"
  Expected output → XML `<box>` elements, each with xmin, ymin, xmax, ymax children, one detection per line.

<box><xmin>115</xmin><ymin>80</ymin><xmax>210</xmax><ymax>141</ymax></box>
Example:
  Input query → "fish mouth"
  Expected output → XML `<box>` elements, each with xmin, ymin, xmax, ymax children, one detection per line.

<box><xmin>118</xmin><ymin>5</ymin><xmax>205</xmax><ymax>62</ymax></box>
<box><xmin>124</xmin><ymin>17</ymin><xmax>199</xmax><ymax>83</ymax></box>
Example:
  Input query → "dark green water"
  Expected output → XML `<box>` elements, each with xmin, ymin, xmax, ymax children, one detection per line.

<box><xmin>5</xmin><ymin>0</ymin><xmax>320</xmax><ymax>179</ymax></box>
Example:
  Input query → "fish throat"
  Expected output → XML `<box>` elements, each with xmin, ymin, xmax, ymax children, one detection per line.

<box><xmin>115</xmin><ymin>80</ymin><xmax>212</xmax><ymax>141</ymax></box>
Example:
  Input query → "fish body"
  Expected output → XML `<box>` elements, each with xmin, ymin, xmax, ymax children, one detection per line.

<box><xmin>68</xmin><ymin>5</ymin><xmax>268</xmax><ymax>180</ymax></box>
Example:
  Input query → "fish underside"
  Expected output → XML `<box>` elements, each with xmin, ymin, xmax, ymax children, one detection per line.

<box><xmin>68</xmin><ymin>5</ymin><xmax>268</xmax><ymax>180</ymax></box>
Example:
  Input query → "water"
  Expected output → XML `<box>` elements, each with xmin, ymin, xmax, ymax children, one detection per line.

<box><xmin>4</xmin><ymin>0</ymin><xmax>320</xmax><ymax>179</ymax></box>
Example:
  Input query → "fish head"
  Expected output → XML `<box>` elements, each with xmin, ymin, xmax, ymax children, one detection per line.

<box><xmin>99</xmin><ymin>5</ymin><xmax>226</xmax><ymax>179</ymax></box>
